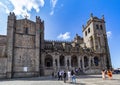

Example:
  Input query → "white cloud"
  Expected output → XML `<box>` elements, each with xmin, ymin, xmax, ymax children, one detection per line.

<box><xmin>0</xmin><ymin>0</ymin><xmax>45</xmax><ymax>18</ymax></box>
<box><xmin>57</xmin><ymin>32</ymin><xmax>70</xmax><ymax>40</ymax></box>
<box><xmin>50</xmin><ymin>0</ymin><xmax>58</xmax><ymax>15</ymax></box>
<box><xmin>0</xmin><ymin>2</ymin><xmax>10</xmax><ymax>13</ymax></box>
<box><xmin>50</xmin><ymin>10</ymin><xmax>54</xmax><ymax>15</ymax></box>
<box><xmin>107</xmin><ymin>31</ymin><xmax>112</xmax><ymax>38</ymax></box>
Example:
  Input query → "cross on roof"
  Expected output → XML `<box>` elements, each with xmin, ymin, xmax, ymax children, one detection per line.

<box><xmin>24</xmin><ymin>15</ymin><xmax>29</xmax><ymax>19</ymax></box>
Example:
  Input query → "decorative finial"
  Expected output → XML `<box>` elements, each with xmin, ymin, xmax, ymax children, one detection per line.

<box><xmin>90</xmin><ymin>13</ymin><xmax>93</xmax><ymax>17</ymax></box>
<box><xmin>76</xmin><ymin>33</ymin><xmax>78</xmax><ymax>36</ymax></box>
<box><xmin>82</xmin><ymin>25</ymin><xmax>84</xmax><ymax>28</ymax></box>
<box><xmin>102</xmin><ymin>15</ymin><xmax>104</xmax><ymax>20</ymax></box>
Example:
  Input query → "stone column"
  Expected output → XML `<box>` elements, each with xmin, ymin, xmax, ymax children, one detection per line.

<box><xmin>78</xmin><ymin>56</ymin><xmax>80</xmax><ymax>68</ymax></box>
<box><xmin>35</xmin><ymin>16</ymin><xmax>41</xmax><ymax>76</ymax></box>
<box><xmin>53</xmin><ymin>56</ymin><xmax>56</xmax><ymax>72</ymax></box>
<box><xmin>89</xmin><ymin>56</ymin><xmax>91</xmax><ymax>68</ymax></box>
<box><xmin>69</xmin><ymin>57</ymin><xmax>71</xmax><ymax>70</ymax></box>
<box><xmin>41</xmin><ymin>54</ymin><xmax>45</xmax><ymax>68</ymax></box>
<box><xmin>57</xmin><ymin>55</ymin><xmax>60</xmax><ymax>70</ymax></box>
<box><xmin>82</xmin><ymin>56</ymin><xmax>85</xmax><ymax>70</ymax></box>
<box><xmin>65</xmin><ymin>56</ymin><xmax>68</xmax><ymax>70</ymax></box>
<box><xmin>103</xmin><ymin>55</ymin><xmax>107</xmax><ymax>69</ymax></box>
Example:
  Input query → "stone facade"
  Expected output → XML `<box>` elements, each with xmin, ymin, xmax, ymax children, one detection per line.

<box><xmin>0</xmin><ymin>12</ymin><xmax>112</xmax><ymax>78</ymax></box>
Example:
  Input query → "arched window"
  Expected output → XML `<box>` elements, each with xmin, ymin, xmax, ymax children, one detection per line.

<box><xmin>94</xmin><ymin>56</ymin><xmax>99</xmax><ymax>66</ymax></box>
<box><xmin>67</xmin><ymin>59</ymin><xmax>69</xmax><ymax>66</ymax></box>
<box><xmin>96</xmin><ymin>24</ymin><xmax>99</xmax><ymax>29</ymax></box>
<box><xmin>71</xmin><ymin>55</ymin><xmax>78</xmax><ymax>67</ymax></box>
<box><xmin>80</xmin><ymin>59</ymin><xmax>82</xmax><ymax>69</ymax></box>
<box><xmin>55</xmin><ymin>59</ymin><xmax>57</xmax><ymax>66</ymax></box>
<box><xmin>25</xmin><ymin>27</ymin><xmax>28</xmax><ymax>34</ymax></box>
<box><xmin>59</xmin><ymin>55</ymin><xmax>65</xmax><ymax>66</ymax></box>
<box><xmin>100</xmin><ymin>25</ymin><xmax>103</xmax><ymax>30</ymax></box>
<box><xmin>84</xmin><ymin>56</ymin><xmax>88</xmax><ymax>67</ymax></box>
<box><xmin>45</xmin><ymin>55</ymin><xmax>53</xmax><ymax>67</ymax></box>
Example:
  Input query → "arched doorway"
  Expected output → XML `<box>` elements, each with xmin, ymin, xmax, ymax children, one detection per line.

<box><xmin>59</xmin><ymin>55</ymin><xmax>65</xmax><ymax>66</ymax></box>
<box><xmin>84</xmin><ymin>56</ymin><xmax>88</xmax><ymax>67</ymax></box>
<box><xmin>94</xmin><ymin>56</ymin><xmax>99</xmax><ymax>66</ymax></box>
<box><xmin>45</xmin><ymin>55</ymin><xmax>53</xmax><ymax>68</ymax></box>
<box><xmin>71</xmin><ymin>55</ymin><xmax>78</xmax><ymax>67</ymax></box>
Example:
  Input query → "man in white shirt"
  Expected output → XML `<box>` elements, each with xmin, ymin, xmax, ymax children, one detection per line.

<box><xmin>67</xmin><ymin>70</ymin><xmax>71</xmax><ymax>82</ymax></box>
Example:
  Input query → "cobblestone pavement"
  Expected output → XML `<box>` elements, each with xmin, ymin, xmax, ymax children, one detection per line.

<box><xmin>0</xmin><ymin>74</ymin><xmax>120</xmax><ymax>85</ymax></box>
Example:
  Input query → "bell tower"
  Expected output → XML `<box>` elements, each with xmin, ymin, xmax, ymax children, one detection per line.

<box><xmin>82</xmin><ymin>13</ymin><xmax>112</xmax><ymax>69</ymax></box>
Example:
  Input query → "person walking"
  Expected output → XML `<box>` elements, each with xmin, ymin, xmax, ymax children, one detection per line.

<box><xmin>107</xmin><ymin>69</ymin><xmax>112</xmax><ymax>79</ymax></box>
<box><xmin>67</xmin><ymin>70</ymin><xmax>71</xmax><ymax>82</ymax></box>
<box><xmin>63</xmin><ymin>71</ymin><xmax>67</xmax><ymax>83</ymax></box>
<box><xmin>71</xmin><ymin>70</ymin><xmax>76</xmax><ymax>83</ymax></box>
<box><xmin>101</xmin><ymin>69</ymin><xmax>106</xmax><ymax>80</ymax></box>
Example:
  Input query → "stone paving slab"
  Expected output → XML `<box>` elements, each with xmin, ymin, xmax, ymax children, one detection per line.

<box><xmin>0</xmin><ymin>74</ymin><xmax>120</xmax><ymax>85</ymax></box>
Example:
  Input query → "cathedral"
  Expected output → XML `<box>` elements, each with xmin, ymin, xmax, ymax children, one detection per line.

<box><xmin>0</xmin><ymin>12</ymin><xmax>112</xmax><ymax>78</ymax></box>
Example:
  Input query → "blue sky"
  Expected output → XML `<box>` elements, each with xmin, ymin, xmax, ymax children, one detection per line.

<box><xmin>0</xmin><ymin>0</ymin><xmax>120</xmax><ymax>68</ymax></box>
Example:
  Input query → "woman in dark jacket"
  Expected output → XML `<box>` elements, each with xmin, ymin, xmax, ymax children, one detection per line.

<box><xmin>63</xmin><ymin>71</ymin><xmax>67</xmax><ymax>83</ymax></box>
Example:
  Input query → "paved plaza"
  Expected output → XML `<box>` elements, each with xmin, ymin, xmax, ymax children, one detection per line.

<box><xmin>0</xmin><ymin>74</ymin><xmax>120</xmax><ymax>85</ymax></box>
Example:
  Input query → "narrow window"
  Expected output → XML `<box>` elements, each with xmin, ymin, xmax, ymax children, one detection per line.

<box><xmin>25</xmin><ymin>28</ymin><xmax>28</xmax><ymax>34</ymax></box>
<box><xmin>88</xmin><ymin>28</ymin><xmax>90</xmax><ymax>33</ymax></box>
<box><xmin>100</xmin><ymin>25</ymin><xmax>103</xmax><ymax>30</ymax></box>
<box><xmin>96</xmin><ymin>24</ymin><xmax>99</xmax><ymax>29</ymax></box>
<box><xmin>85</xmin><ymin>31</ymin><xmax>87</xmax><ymax>36</ymax></box>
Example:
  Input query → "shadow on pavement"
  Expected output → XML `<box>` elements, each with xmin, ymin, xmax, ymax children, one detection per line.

<box><xmin>66</xmin><ymin>82</ymin><xmax>86</xmax><ymax>85</ymax></box>
<box><xmin>76</xmin><ymin>75</ymin><xmax>101</xmax><ymax>79</ymax></box>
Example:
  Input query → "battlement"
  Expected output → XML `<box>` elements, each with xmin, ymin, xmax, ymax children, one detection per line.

<box><xmin>82</xmin><ymin>13</ymin><xmax>105</xmax><ymax>32</ymax></box>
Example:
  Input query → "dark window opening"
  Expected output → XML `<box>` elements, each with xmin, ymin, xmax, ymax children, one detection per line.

<box><xmin>67</xmin><ymin>60</ymin><xmax>69</xmax><ymax>66</ymax></box>
<box><xmin>71</xmin><ymin>56</ymin><xmax>78</xmax><ymax>67</ymax></box>
<box><xmin>60</xmin><ymin>55</ymin><xmax>65</xmax><ymax>66</ymax></box>
<box><xmin>45</xmin><ymin>55</ymin><xmax>53</xmax><ymax>67</ymax></box>
<box><xmin>94</xmin><ymin>57</ymin><xmax>99</xmax><ymax>66</ymax></box>
<box><xmin>85</xmin><ymin>31</ymin><xmax>87</xmax><ymax>36</ymax></box>
<box><xmin>100</xmin><ymin>25</ymin><xmax>103</xmax><ymax>30</ymax></box>
<box><xmin>46</xmin><ymin>62</ymin><xmax>51</xmax><ymax>67</ymax></box>
<box><xmin>84</xmin><ymin>56</ymin><xmax>88</xmax><ymax>67</ymax></box>
<box><xmin>96</xmin><ymin>25</ymin><xmax>99</xmax><ymax>29</ymax></box>
<box><xmin>25</xmin><ymin>28</ymin><xmax>28</xmax><ymax>34</ymax></box>
<box><xmin>88</xmin><ymin>28</ymin><xmax>90</xmax><ymax>33</ymax></box>
<box><xmin>55</xmin><ymin>59</ymin><xmax>57</xmax><ymax>66</ymax></box>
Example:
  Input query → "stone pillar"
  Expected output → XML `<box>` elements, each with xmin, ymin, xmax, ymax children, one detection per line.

<box><xmin>53</xmin><ymin>56</ymin><xmax>56</xmax><ymax>72</ymax></box>
<box><xmin>104</xmin><ymin>55</ymin><xmax>107</xmax><ymax>69</ymax></box>
<box><xmin>69</xmin><ymin>57</ymin><xmax>71</xmax><ymax>70</ymax></box>
<box><xmin>89</xmin><ymin>56</ymin><xmax>91</xmax><ymax>68</ymax></box>
<box><xmin>57</xmin><ymin>56</ymin><xmax>60</xmax><ymax>70</ymax></box>
<box><xmin>78</xmin><ymin>56</ymin><xmax>80</xmax><ymax>68</ymax></box>
<box><xmin>41</xmin><ymin>54</ymin><xmax>45</xmax><ymax>68</ymax></box>
<box><xmin>35</xmin><ymin>16</ymin><xmax>41</xmax><ymax>76</ymax></box>
<box><xmin>6</xmin><ymin>12</ymin><xmax>16</xmax><ymax>78</ymax></box>
<box><xmin>82</xmin><ymin>56</ymin><xmax>85</xmax><ymax>70</ymax></box>
<box><xmin>65</xmin><ymin>56</ymin><xmax>68</xmax><ymax>70</ymax></box>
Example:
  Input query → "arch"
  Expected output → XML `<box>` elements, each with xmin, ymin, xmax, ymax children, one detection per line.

<box><xmin>84</xmin><ymin>56</ymin><xmax>89</xmax><ymax>67</ymax></box>
<box><xmin>59</xmin><ymin>55</ymin><xmax>65</xmax><ymax>66</ymax></box>
<box><xmin>71</xmin><ymin>55</ymin><xmax>78</xmax><ymax>67</ymax></box>
<box><xmin>80</xmin><ymin>59</ymin><xmax>82</xmax><ymax>69</ymax></box>
<box><xmin>94</xmin><ymin>56</ymin><xmax>99</xmax><ymax>66</ymax></box>
<box><xmin>55</xmin><ymin>59</ymin><xmax>57</xmax><ymax>66</ymax></box>
<box><xmin>67</xmin><ymin>59</ymin><xmax>69</xmax><ymax>66</ymax></box>
<box><xmin>45</xmin><ymin>55</ymin><xmax>53</xmax><ymax>67</ymax></box>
